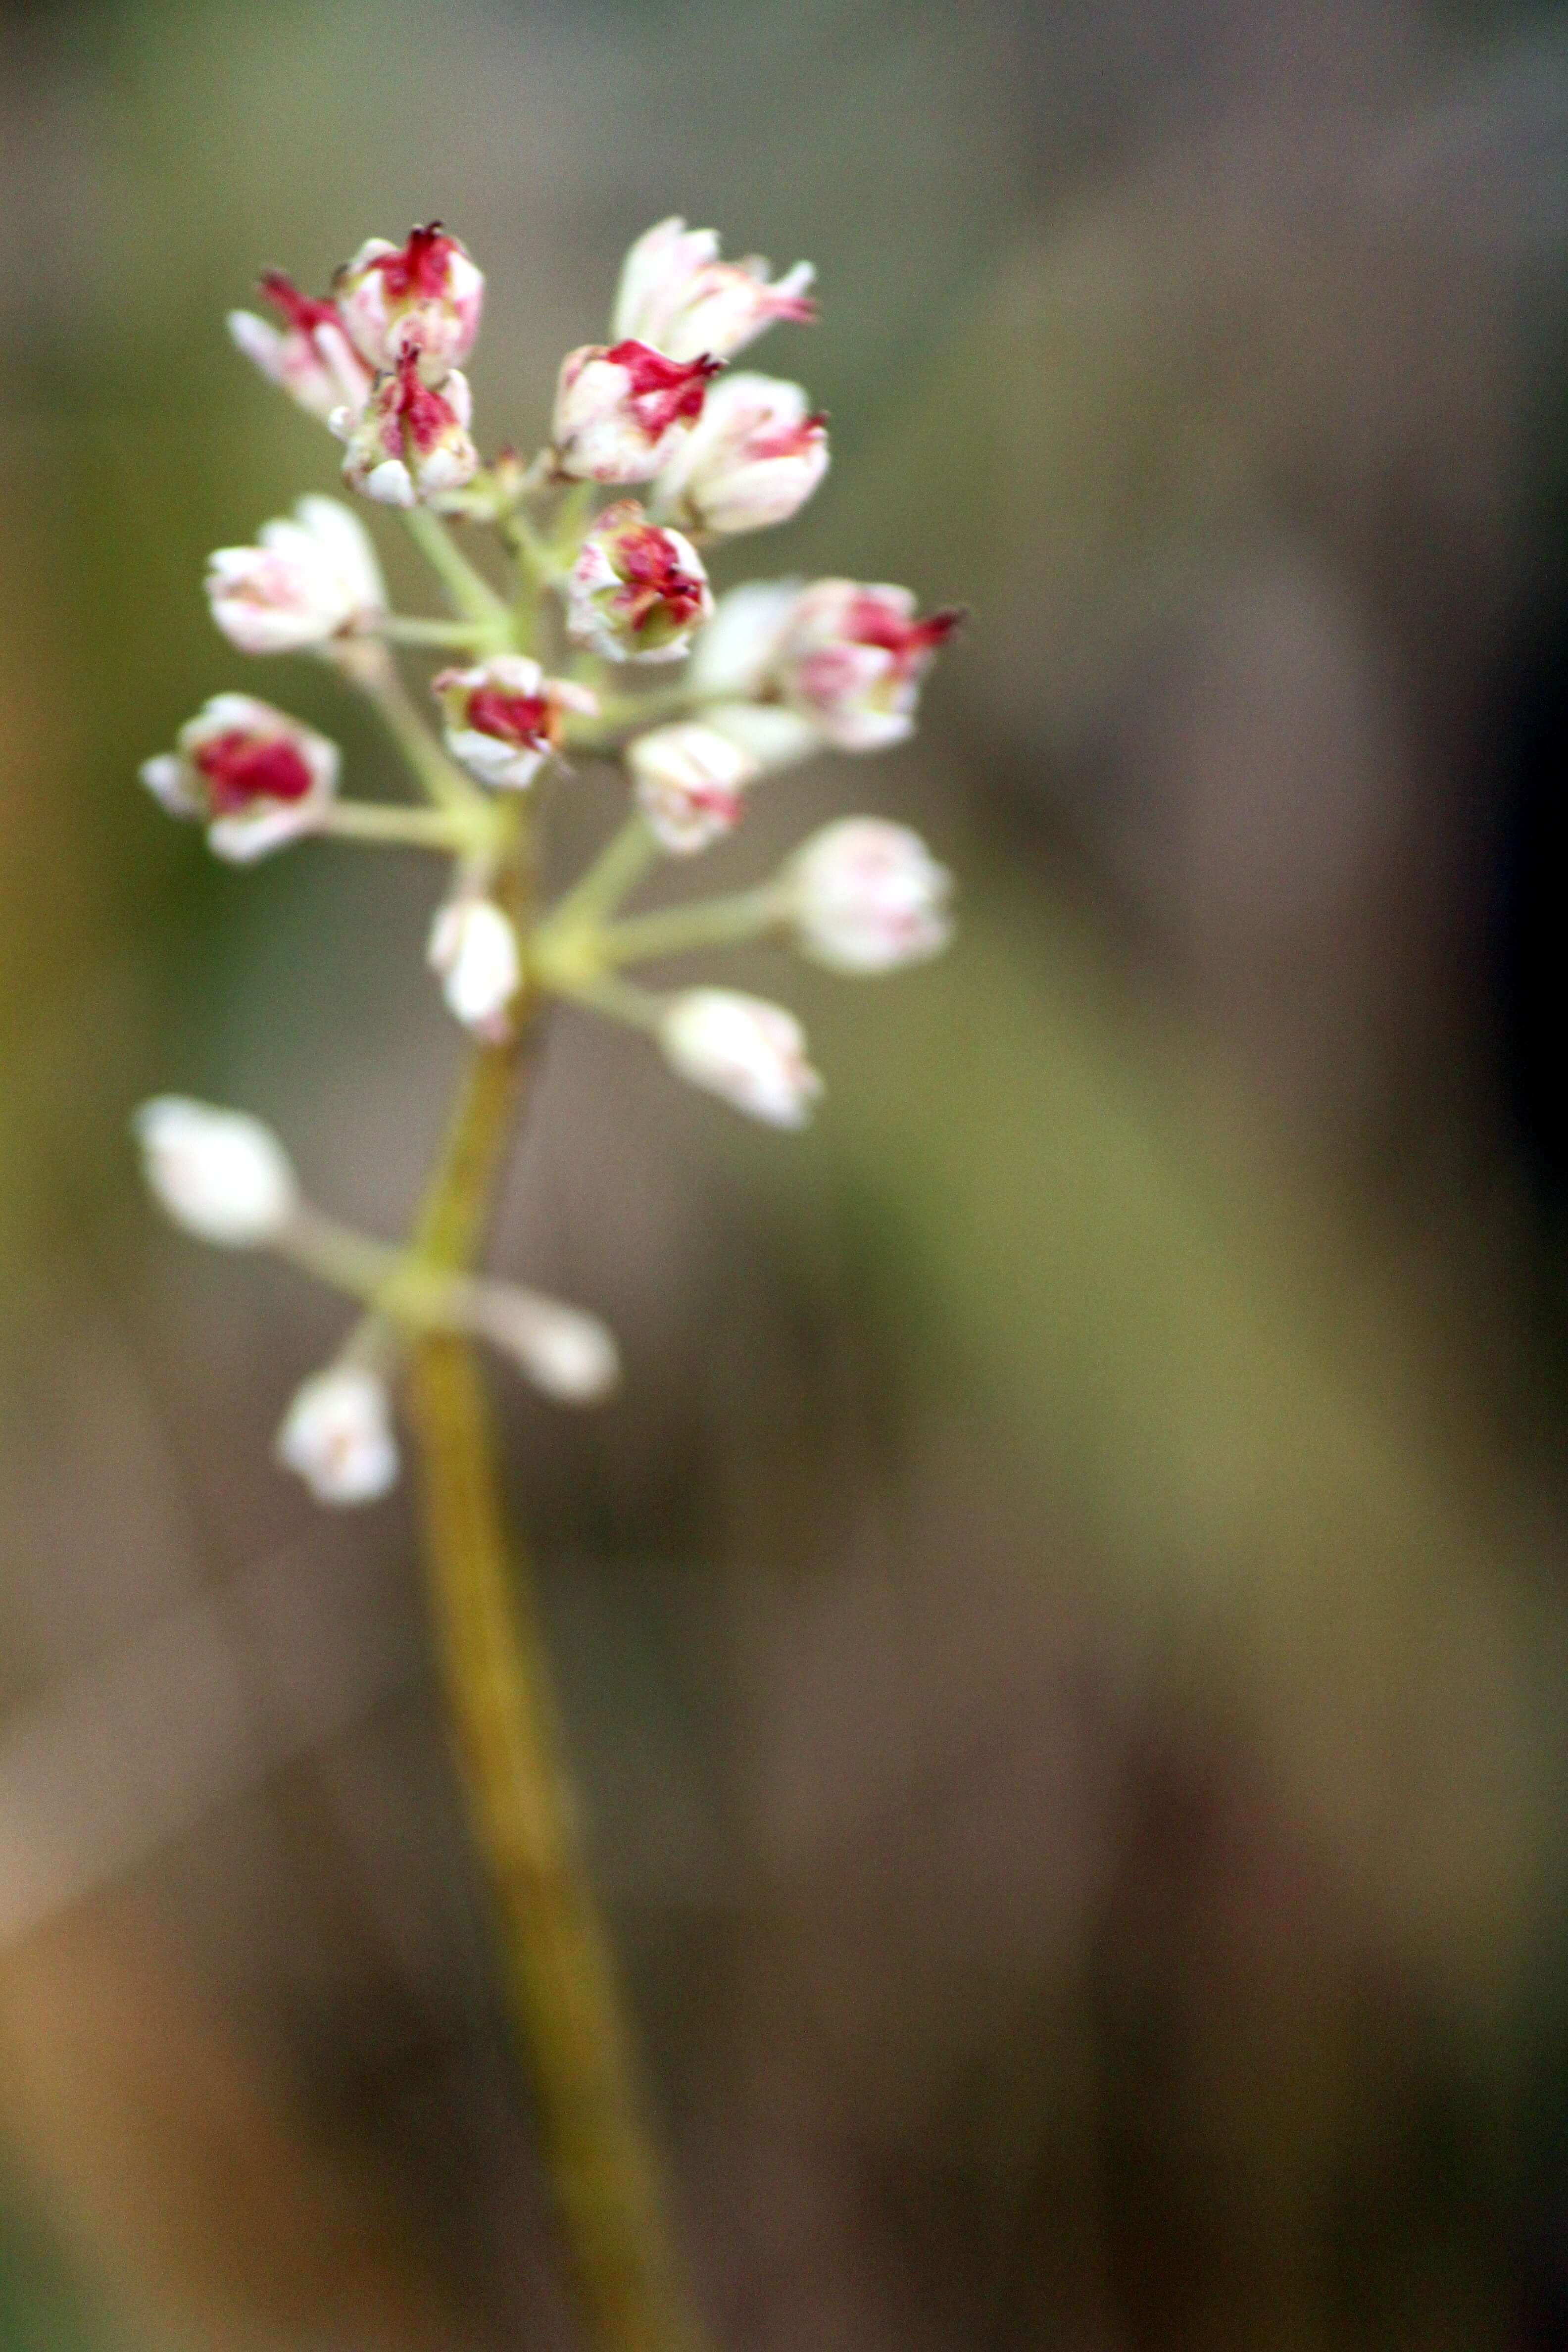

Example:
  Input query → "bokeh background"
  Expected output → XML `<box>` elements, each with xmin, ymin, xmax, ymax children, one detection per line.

<box><xmin>8</xmin><ymin>0</ymin><xmax>1568</xmax><ymax>2343</ymax></box>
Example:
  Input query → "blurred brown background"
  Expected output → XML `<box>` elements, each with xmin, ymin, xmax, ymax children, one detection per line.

<box><xmin>7</xmin><ymin>0</ymin><xmax>1568</xmax><ymax>2344</ymax></box>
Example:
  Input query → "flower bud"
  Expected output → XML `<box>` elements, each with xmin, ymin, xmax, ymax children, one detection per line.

<box><xmin>276</xmin><ymin>1366</ymin><xmax>399</xmax><ymax>1506</ymax></box>
<box><xmin>433</xmin><ymin>656</ymin><xmax>596</xmax><ymax>791</ymax></box>
<box><xmin>133</xmin><ymin>1097</ymin><xmax>297</xmax><ymax>1248</ymax></box>
<box><xmin>785</xmin><ymin>818</ymin><xmax>953</xmax><ymax>973</ymax></box>
<box><xmin>140</xmin><ymin>694</ymin><xmax>339</xmax><ymax>862</ymax></box>
<box><xmin>205</xmin><ymin>495</ymin><xmax>387</xmax><ymax>655</ymax></box>
<box><xmin>553</xmin><ymin>341</ymin><xmax>722</xmax><ymax>484</ymax></box>
<box><xmin>659</xmin><ymin>989</ymin><xmax>822</xmax><ymax>1128</ymax></box>
<box><xmin>686</xmin><ymin>582</ymin><xmax>825</xmax><ymax>772</ymax></box>
<box><xmin>614</xmin><ymin>218</ymin><xmax>816</xmax><ymax>364</ymax></box>
<box><xmin>427</xmin><ymin>898</ymin><xmax>521</xmax><ymax>1037</ymax></box>
<box><xmin>628</xmin><ymin>724</ymin><xmax>760</xmax><ymax>855</ymax></box>
<box><xmin>227</xmin><ymin>271</ymin><xmax>372</xmax><ymax>423</ymax></box>
<box><xmin>653</xmin><ymin>375</ymin><xmax>828</xmax><ymax>536</ymax></box>
<box><xmin>334</xmin><ymin>353</ymin><xmax>478</xmax><ymax>507</ymax></box>
<box><xmin>473</xmin><ymin>1288</ymin><xmax>621</xmax><ymax>1404</ymax></box>
<box><xmin>565</xmin><ymin>503</ymin><xmax>712</xmax><ymax>663</ymax></box>
<box><xmin>334</xmin><ymin>223</ymin><xmax>484</xmax><ymax>380</ymax></box>
<box><xmin>775</xmin><ymin>580</ymin><xmax>964</xmax><ymax>751</ymax></box>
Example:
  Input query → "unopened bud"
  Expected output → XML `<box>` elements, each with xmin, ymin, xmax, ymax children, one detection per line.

<box><xmin>614</xmin><ymin>217</ymin><xmax>815</xmax><ymax>364</ymax></box>
<box><xmin>205</xmin><ymin>496</ymin><xmax>386</xmax><ymax>655</ymax></box>
<box><xmin>433</xmin><ymin>656</ymin><xmax>596</xmax><ymax>790</ymax></box>
<box><xmin>474</xmin><ymin>1288</ymin><xmax>621</xmax><ymax>1404</ymax></box>
<box><xmin>334</xmin><ymin>353</ymin><xmax>478</xmax><ymax>507</ymax></box>
<box><xmin>553</xmin><ymin>341</ymin><xmax>722</xmax><ymax>484</ymax></box>
<box><xmin>334</xmin><ymin>223</ymin><xmax>483</xmax><ymax>381</ymax></box>
<box><xmin>140</xmin><ymin>694</ymin><xmax>339</xmax><ymax>862</ymax></box>
<box><xmin>775</xmin><ymin>580</ymin><xmax>963</xmax><ymax>750</ymax></box>
<box><xmin>228</xmin><ymin>271</ymin><xmax>372</xmax><ymax>423</ymax></box>
<box><xmin>785</xmin><ymin>818</ymin><xmax>953</xmax><ymax>972</ymax></box>
<box><xmin>276</xmin><ymin>1366</ymin><xmax>399</xmax><ymax>1506</ymax></box>
<box><xmin>565</xmin><ymin>502</ymin><xmax>712</xmax><ymax>663</ymax></box>
<box><xmin>133</xmin><ymin>1097</ymin><xmax>297</xmax><ymax>1247</ymax></box>
<box><xmin>653</xmin><ymin>374</ymin><xmax>828</xmax><ymax>536</ymax></box>
<box><xmin>427</xmin><ymin>898</ymin><xmax>521</xmax><ymax>1037</ymax></box>
<box><xmin>659</xmin><ymin>989</ymin><xmax>822</xmax><ymax>1128</ymax></box>
<box><xmin>629</xmin><ymin>723</ymin><xmax>760</xmax><ymax>854</ymax></box>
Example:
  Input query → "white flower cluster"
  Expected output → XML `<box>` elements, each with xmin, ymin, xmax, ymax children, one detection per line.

<box><xmin>136</xmin><ymin>215</ymin><xmax>960</xmax><ymax>1505</ymax></box>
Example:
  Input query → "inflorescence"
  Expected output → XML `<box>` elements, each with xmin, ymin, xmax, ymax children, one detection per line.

<box><xmin>136</xmin><ymin>216</ymin><xmax>961</xmax><ymax>1506</ymax></box>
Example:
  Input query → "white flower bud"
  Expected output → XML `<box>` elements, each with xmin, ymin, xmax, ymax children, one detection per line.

<box><xmin>206</xmin><ymin>495</ymin><xmax>386</xmax><ymax>655</ymax></box>
<box><xmin>613</xmin><ymin>218</ymin><xmax>816</xmax><ymax>364</ymax></box>
<box><xmin>785</xmin><ymin>818</ymin><xmax>953</xmax><ymax>973</ymax></box>
<box><xmin>653</xmin><ymin>375</ymin><xmax>828</xmax><ymax>536</ymax></box>
<box><xmin>433</xmin><ymin>656</ymin><xmax>596</xmax><ymax>791</ymax></box>
<box><xmin>140</xmin><ymin>693</ymin><xmax>339</xmax><ymax>862</ymax></box>
<box><xmin>133</xmin><ymin>1097</ymin><xmax>297</xmax><ymax>1248</ymax></box>
<box><xmin>565</xmin><ymin>503</ymin><xmax>712</xmax><ymax>663</ymax></box>
<box><xmin>659</xmin><ymin>989</ymin><xmax>822</xmax><ymax>1128</ymax></box>
<box><xmin>688</xmin><ymin>578</ymin><xmax>802</xmax><ymax>698</ymax></box>
<box><xmin>334</xmin><ymin>224</ymin><xmax>483</xmax><ymax>381</ymax></box>
<box><xmin>276</xmin><ymin>1366</ymin><xmax>399</xmax><ymax>1506</ymax></box>
<box><xmin>628</xmin><ymin>723</ymin><xmax>760</xmax><ymax>855</ymax></box>
<box><xmin>775</xmin><ymin>580</ymin><xmax>964</xmax><ymax>751</ymax></box>
<box><xmin>427</xmin><ymin>898</ymin><xmax>521</xmax><ymax>1036</ymax></box>
<box><xmin>553</xmin><ymin>341</ymin><xmax>722</xmax><ymax>484</ymax></box>
<box><xmin>474</xmin><ymin>1289</ymin><xmax>621</xmax><ymax>1404</ymax></box>
<box><xmin>334</xmin><ymin>354</ymin><xmax>478</xmax><ymax>507</ymax></box>
<box><xmin>227</xmin><ymin>272</ymin><xmax>372</xmax><ymax>423</ymax></box>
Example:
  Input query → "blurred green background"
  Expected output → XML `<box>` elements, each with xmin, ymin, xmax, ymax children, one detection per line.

<box><xmin>9</xmin><ymin>0</ymin><xmax>1568</xmax><ymax>2344</ymax></box>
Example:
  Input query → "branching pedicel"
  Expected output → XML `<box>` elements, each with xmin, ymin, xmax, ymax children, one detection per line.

<box><xmin>133</xmin><ymin>216</ymin><xmax>959</xmax><ymax>2350</ymax></box>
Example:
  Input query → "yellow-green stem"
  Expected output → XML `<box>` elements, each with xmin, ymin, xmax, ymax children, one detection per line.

<box><xmin>401</xmin><ymin>842</ymin><xmax>708</xmax><ymax>2352</ymax></box>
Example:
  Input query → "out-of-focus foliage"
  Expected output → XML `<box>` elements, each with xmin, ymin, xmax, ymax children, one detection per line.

<box><xmin>8</xmin><ymin>1</ymin><xmax>1568</xmax><ymax>2346</ymax></box>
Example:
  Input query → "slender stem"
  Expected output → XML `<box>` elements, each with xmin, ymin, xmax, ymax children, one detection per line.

<box><xmin>378</xmin><ymin>616</ymin><xmax>498</xmax><ymax>648</ymax></box>
<box><xmin>317</xmin><ymin>801</ymin><xmax>492</xmax><ymax>852</ymax></box>
<box><xmin>400</xmin><ymin>851</ymin><xmax>708</xmax><ymax>2352</ymax></box>
<box><xmin>564</xmin><ymin>686</ymin><xmax>695</xmax><ymax>752</ymax></box>
<box><xmin>539</xmin><ymin>813</ymin><xmax>662</xmax><ymax>942</ymax></box>
<box><xmin>599</xmin><ymin>885</ymin><xmax>787</xmax><ymax>968</ymax></box>
<box><xmin>403</xmin><ymin>505</ymin><xmax>514</xmax><ymax>635</ymax></box>
<box><xmin>357</xmin><ymin>656</ymin><xmax>491</xmax><ymax>819</ymax></box>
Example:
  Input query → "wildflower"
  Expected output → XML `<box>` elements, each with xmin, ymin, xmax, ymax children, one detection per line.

<box><xmin>614</xmin><ymin>217</ymin><xmax>815</xmax><ymax>363</ymax></box>
<box><xmin>433</xmin><ymin>656</ymin><xmax>597</xmax><ymax>790</ymax></box>
<box><xmin>140</xmin><ymin>694</ymin><xmax>339</xmax><ymax>862</ymax></box>
<box><xmin>227</xmin><ymin>270</ymin><xmax>373</xmax><ymax>423</ymax></box>
<box><xmin>205</xmin><ymin>495</ymin><xmax>387</xmax><ymax>655</ymax></box>
<box><xmin>659</xmin><ymin>989</ymin><xmax>822</xmax><ymax>1127</ymax></box>
<box><xmin>774</xmin><ymin>580</ymin><xmax>964</xmax><ymax>750</ymax></box>
<box><xmin>334</xmin><ymin>351</ymin><xmax>478</xmax><ymax>506</ymax></box>
<box><xmin>474</xmin><ymin>1289</ymin><xmax>622</xmax><ymax>1403</ymax></box>
<box><xmin>276</xmin><ymin>1365</ymin><xmax>400</xmax><ymax>1505</ymax></box>
<box><xmin>553</xmin><ymin>342</ymin><xmax>723</xmax><ymax>483</ymax></box>
<box><xmin>652</xmin><ymin>375</ymin><xmax>828</xmax><ymax>536</ymax></box>
<box><xmin>427</xmin><ymin>898</ymin><xmax>522</xmax><ymax>1037</ymax></box>
<box><xmin>565</xmin><ymin>502</ymin><xmax>712</xmax><ymax>662</ymax></box>
<box><xmin>785</xmin><ymin>818</ymin><xmax>953</xmax><ymax>972</ymax></box>
<box><xmin>628</xmin><ymin>723</ymin><xmax>759</xmax><ymax>854</ymax></box>
<box><xmin>334</xmin><ymin>223</ymin><xmax>484</xmax><ymax>381</ymax></box>
<box><xmin>132</xmin><ymin>1097</ymin><xmax>298</xmax><ymax>1247</ymax></box>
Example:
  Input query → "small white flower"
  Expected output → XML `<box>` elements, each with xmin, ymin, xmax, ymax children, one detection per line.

<box><xmin>474</xmin><ymin>1288</ymin><xmax>622</xmax><ymax>1404</ymax></box>
<box><xmin>140</xmin><ymin>693</ymin><xmax>339</xmax><ymax>862</ymax></box>
<box><xmin>613</xmin><ymin>218</ymin><xmax>816</xmax><ymax>364</ymax></box>
<box><xmin>133</xmin><ymin>1097</ymin><xmax>297</xmax><ymax>1247</ymax></box>
<box><xmin>334</xmin><ymin>224</ymin><xmax>484</xmax><ymax>381</ymax></box>
<box><xmin>652</xmin><ymin>374</ymin><xmax>828</xmax><ymax>536</ymax></box>
<box><xmin>427</xmin><ymin>898</ymin><xmax>522</xmax><ymax>1036</ymax></box>
<box><xmin>206</xmin><ymin>495</ymin><xmax>386</xmax><ymax>655</ymax></box>
<box><xmin>775</xmin><ymin>580</ymin><xmax>964</xmax><ymax>751</ymax></box>
<box><xmin>553</xmin><ymin>341</ymin><xmax>722</xmax><ymax>484</ymax></box>
<box><xmin>227</xmin><ymin>272</ymin><xmax>372</xmax><ymax>423</ymax></box>
<box><xmin>565</xmin><ymin>503</ymin><xmax>712</xmax><ymax>663</ymax></box>
<box><xmin>786</xmin><ymin>818</ymin><xmax>953</xmax><ymax>973</ymax></box>
<box><xmin>276</xmin><ymin>1366</ymin><xmax>399</xmax><ymax>1506</ymax></box>
<box><xmin>629</xmin><ymin>723</ymin><xmax>760</xmax><ymax>855</ymax></box>
<box><xmin>433</xmin><ymin>656</ymin><xmax>596</xmax><ymax>791</ymax></box>
<box><xmin>334</xmin><ymin>354</ymin><xmax>478</xmax><ymax>507</ymax></box>
<box><xmin>659</xmin><ymin>989</ymin><xmax>822</xmax><ymax>1128</ymax></box>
